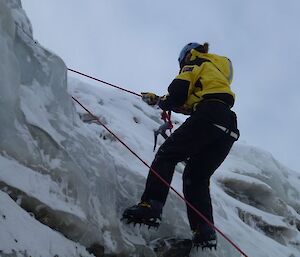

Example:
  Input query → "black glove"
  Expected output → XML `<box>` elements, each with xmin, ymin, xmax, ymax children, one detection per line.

<box><xmin>141</xmin><ymin>92</ymin><xmax>160</xmax><ymax>106</ymax></box>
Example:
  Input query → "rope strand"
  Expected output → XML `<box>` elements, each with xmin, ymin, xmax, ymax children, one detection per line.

<box><xmin>68</xmin><ymin>68</ymin><xmax>141</xmax><ymax>97</ymax></box>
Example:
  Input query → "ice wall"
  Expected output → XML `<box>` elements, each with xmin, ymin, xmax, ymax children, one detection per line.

<box><xmin>0</xmin><ymin>1</ymin><xmax>189</xmax><ymax>256</ymax></box>
<box><xmin>0</xmin><ymin>0</ymin><xmax>144</xmax><ymax>255</ymax></box>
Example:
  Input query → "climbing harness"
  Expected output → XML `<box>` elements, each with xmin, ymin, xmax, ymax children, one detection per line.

<box><xmin>214</xmin><ymin>124</ymin><xmax>239</xmax><ymax>140</ymax></box>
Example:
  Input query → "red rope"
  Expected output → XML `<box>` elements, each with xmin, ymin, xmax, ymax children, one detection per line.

<box><xmin>71</xmin><ymin>94</ymin><xmax>248</xmax><ymax>257</ymax></box>
<box><xmin>68</xmin><ymin>68</ymin><xmax>141</xmax><ymax>97</ymax></box>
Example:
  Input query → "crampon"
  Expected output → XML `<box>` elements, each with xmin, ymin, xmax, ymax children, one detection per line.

<box><xmin>121</xmin><ymin>201</ymin><xmax>162</xmax><ymax>229</ymax></box>
<box><xmin>193</xmin><ymin>238</ymin><xmax>217</xmax><ymax>251</ymax></box>
<box><xmin>121</xmin><ymin>215</ymin><xmax>161</xmax><ymax>229</ymax></box>
<box><xmin>192</xmin><ymin>228</ymin><xmax>217</xmax><ymax>251</ymax></box>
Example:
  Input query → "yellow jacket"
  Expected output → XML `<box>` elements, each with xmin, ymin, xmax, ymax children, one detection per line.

<box><xmin>174</xmin><ymin>49</ymin><xmax>235</xmax><ymax>113</ymax></box>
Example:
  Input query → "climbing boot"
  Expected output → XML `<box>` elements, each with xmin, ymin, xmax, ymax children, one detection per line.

<box><xmin>122</xmin><ymin>200</ymin><xmax>162</xmax><ymax>228</ymax></box>
<box><xmin>192</xmin><ymin>226</ymin><xmax>217</xmax><ymax>250</ymax></box>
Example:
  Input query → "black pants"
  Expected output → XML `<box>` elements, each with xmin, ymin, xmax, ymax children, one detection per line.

<box><xmin>141</xmin><ymin>104</ymin><xmax>237</xmax><ymax>231</ymax></box>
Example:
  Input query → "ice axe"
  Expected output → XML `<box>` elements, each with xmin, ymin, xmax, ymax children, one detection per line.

<box><xmin>153</xmin><ymin>111</ymin><xmax>173</xmax><ymax>152</ymax></box>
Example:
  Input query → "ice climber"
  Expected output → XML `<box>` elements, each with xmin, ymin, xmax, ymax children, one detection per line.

<box><xmin>122</xmin><ymin>42</ymin><xmax>240</xmax><ymax>250</ymax></box>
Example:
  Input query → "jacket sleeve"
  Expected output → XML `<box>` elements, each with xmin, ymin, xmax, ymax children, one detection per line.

<box><xmin>158</xmin><ymin>79</ymin><xmax>190</xmax><ymax>110</ymax></box>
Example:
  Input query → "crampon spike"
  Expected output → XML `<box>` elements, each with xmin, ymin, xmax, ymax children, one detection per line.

<box><xmin>121</xmin><ymin>216</ymin><xmax>160</xmax><ymax>229</ymax></box>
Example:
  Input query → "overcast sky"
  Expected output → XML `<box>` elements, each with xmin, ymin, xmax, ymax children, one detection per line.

<box><xmin>22</xmin><ymin>0</ymin><xmax>300</xmax><ymax>172</ymax></box>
